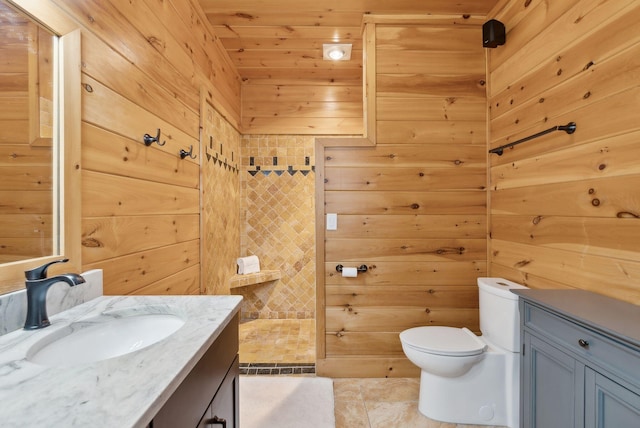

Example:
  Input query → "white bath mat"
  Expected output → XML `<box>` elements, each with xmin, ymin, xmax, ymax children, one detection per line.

<box><xmin>240</xmin><ymin>376</ymin><xmax>335</xmax><ymax>427</ymax></box>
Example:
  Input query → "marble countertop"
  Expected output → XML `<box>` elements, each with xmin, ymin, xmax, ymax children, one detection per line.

<box><xmin>0</xmin><ymin>295</ymin><xmax>242</xmax><ymax>428</ymax></box>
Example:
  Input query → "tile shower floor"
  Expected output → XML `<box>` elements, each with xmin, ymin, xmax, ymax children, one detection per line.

<box><xmin>239</xmin><ymin>318</ymin><xmax>315</xmax><ymax>374</ymax></box>
<box><xmin>239</xmin><ymin>320</ymin><xmax>502</xmax><ymax>427</ymax></box>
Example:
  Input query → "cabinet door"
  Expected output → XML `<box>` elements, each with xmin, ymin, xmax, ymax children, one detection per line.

<box><xmin>522</xmin><ymin>333</ymin><xmax>583</xmax><ymax>428</ymax></box>
<box><xmin>153</xmin><ymin>315</ymin><xmax>239</xmax><ymax>428</ymax></box>
<box><xmin>585</xmin><ymin>368</ymin><xmax>640</xmax><ymax>428</ymax></box>
<box><xmin>200</xmin><ymin>356</ymin><xmax>240</xmax><ymax>428</ymax></box>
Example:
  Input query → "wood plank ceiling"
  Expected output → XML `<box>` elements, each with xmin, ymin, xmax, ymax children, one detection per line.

<box><xmin>199</xmin><ymin>0</ymin><xmax>498</xmax><ymax>83</ymax></box>
<box><xmin>198</xmin><ymin>0</ymin><xmax>499</xmax><ymax>133</ymax></box>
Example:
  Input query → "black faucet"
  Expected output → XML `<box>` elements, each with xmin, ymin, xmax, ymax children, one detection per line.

<box><xmin>24</xmin><ymin>259</ymin><xmax>86</xmax><ymax>330</ymax></box>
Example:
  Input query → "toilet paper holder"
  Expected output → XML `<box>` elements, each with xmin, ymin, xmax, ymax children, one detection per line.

<box><xmin>336</xmin><ymin>264</ymin><xmax>368</xmax><ymax>273</ymax></box>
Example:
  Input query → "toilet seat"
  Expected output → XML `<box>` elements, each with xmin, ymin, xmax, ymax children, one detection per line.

<box><xmin>400</xmin><ymin>326</ymin><xmax>487</xmax><ymax>356</ymax></box>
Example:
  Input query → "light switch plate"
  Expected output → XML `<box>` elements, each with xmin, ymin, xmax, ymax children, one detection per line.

<box><xmin>326</xmin><ymin>213</ymin><xmax>338</xmax><ymax>230</ymax></box>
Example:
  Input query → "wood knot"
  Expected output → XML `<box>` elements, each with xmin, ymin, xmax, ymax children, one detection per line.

<box><xmin>532</xmin><ymin>215</ymin><xmax>542</xmax><ymax>225</ymax></box>
<box><xmin>591</xmin><ymin>198</ymin><xmax>600</xmax><ymax>206</ymax></box>
<box><xmin>81</xmin><ymin>238</ymin><xmax>103</xmax><ymax>248</ymax></box>
<box><xmin>617</xmin><ymin>212</ymin><xmax>640</xmax><ymax>219</ymax></box>
<box><xmin>410</xmin><ymin>203</ymin><xmax>420</xmax><ymax>209</ymax></box>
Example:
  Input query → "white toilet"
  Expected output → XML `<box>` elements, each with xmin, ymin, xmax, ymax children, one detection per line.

<box><xmin>399</xmin><ymin>277</ymin><xmax>528</xmax><ymax>428</ymax></box>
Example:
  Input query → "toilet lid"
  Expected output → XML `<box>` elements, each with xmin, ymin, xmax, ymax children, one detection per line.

<box><xmin>400</xmin><ymin>326</ymin><xmax>487</xmax><ymax>356</ymax></box>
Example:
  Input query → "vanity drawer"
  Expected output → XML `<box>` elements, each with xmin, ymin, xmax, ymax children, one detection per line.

<box><xmin>523</xmin><ymin>303</ymin><xmax>640</xmax><ymax>387</ymax></box>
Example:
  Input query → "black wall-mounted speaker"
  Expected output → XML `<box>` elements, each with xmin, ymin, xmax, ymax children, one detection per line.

<box><xmin>483</xmin><ymin>19</ymin><xmax>506</xmax><ymax>48</ymax></box>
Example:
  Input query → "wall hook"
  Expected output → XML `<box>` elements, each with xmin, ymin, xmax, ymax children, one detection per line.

<box><xmin>143</xmin><ymin>128</ymin><xmax>166</xmax><ymax>146</ymax></box>
<box><xmin>179</xmin><ymin>145</ymin><xmax>197</xmax><ymax>160</ymax></box>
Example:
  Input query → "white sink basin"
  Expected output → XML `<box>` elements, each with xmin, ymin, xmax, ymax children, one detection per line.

<box><xmin>27</xmin><ymin>309</ymin><xmax>185</xmax><ymax>367</ymax></box>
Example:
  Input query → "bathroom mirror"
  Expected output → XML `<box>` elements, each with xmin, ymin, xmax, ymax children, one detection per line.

<box><xmin>0</xmin><ymin>2</ymin><xmax>55</xmax><ymax>264</ymax></box>
<box><xmin>0</xmin><ymin>0</ymin><xmax>81</xmax><ymax>294</ymax></box>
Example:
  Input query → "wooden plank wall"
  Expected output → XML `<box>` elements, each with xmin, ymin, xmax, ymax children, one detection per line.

<box><xmin>488</xmin><ymin>0</ymin><xmax>640</xmax><ymax>305</ymax></box>
<box><xmin>0</xmin><ymin>11</ymin><xmax>53</xmax><ymax>263</ymax></box>
<box><xmin>318</xmin><ymin>19</ymin><xmax>487</xmax><ymax>377</ymax></box>
<box><xmin>240</xmin><ymin>80</ymin><xmax>364</xmax><ymax>135</ymax></box>
<box><xmin>210</xmin><ymin>22</ymin><xmax>364</xmax><ymax>135</ymax></box>
<box><xmin>21</xmin><ymin>0</ymin><xmax>243</xmax><ymax>295</ymax></box>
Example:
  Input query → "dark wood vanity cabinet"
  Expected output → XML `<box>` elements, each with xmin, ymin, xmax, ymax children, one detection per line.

<box><xmin>197</xmin><ymin>358</ymin><xmax>239</xmax><ymax>428</ymax></box>
<box><xmin>152</xmin><ymin>314</ymin><xmax>239</xmax><ymax>428</ymax></box>
<box><xmin>515</xmin><ymin>290</ymin><xmax>640</xmax><ymax>428</ymax></box>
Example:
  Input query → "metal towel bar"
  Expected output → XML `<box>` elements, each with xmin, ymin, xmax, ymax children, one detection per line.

<box><xmin>489</xmin><ymin>122</ymin><xmax>576</xmax><ymax>156</ymax></box>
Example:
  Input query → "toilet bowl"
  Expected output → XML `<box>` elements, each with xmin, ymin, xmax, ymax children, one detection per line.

<box><xmin>400</xmin><ymin>327</ymin><xmax>486</xmax><ymax>377</ymax></box>
<box><xmin>399</xmin><ymin>277</ymin><xmax>528</xmax><ymax>428</ymax></box>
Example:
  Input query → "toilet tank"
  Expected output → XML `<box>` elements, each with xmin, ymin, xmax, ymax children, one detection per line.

<box><xmin>477</xmin><ymin>277</ymin><xmax>528</xmax><ymax>352</ymax></box>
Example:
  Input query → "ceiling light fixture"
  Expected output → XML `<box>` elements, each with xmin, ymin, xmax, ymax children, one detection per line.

<box><xmin>323</xmin><ymin>43</ymin><xmax>352</xmax><ymax>61</ymax></box>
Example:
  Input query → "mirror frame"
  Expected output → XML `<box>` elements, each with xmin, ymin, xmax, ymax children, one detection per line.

<box><xmin>0</xmin><ymin>0</ymin><xmax>81</xmax><ymax>294</ymax></box>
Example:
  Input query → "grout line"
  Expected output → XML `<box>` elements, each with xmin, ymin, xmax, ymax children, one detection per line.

<box><xmin>360</xmin><ymin>382</ymin><xmax>373</xmax><ymax>428</ymax></box>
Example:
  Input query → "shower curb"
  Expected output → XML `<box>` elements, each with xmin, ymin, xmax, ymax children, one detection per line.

<box><xmin>240</xmin><ymin>362</ymin><xmax>315</xmax><ymax>375</ymax></box>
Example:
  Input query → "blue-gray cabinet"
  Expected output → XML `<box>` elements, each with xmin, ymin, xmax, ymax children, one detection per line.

<box><xmin>514</xmin><ymin>290</ymin><xmax>640</xmax><ymax>428</ymax></box>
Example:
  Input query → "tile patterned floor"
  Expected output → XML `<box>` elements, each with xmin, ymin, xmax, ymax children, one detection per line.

<box><xmin>334</xmin><ymin>378</ymin><xmax>505</xmax><ymax>428</ymax></box>
<box><xmin>239</xmin><ymin>320</ymin><xmax>504</xmax><ymax>427</ymax></box>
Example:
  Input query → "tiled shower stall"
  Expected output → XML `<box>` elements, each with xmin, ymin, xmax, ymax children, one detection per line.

<box><xmin>234</xmin><ymin>135</ymin><xmax>317</xmax><ymax>368</ymax></box>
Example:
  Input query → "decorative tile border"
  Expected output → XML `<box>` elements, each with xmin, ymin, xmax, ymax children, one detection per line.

<box><xmin>204</xmin><ymin>135</ymin><xmax>239</xmax><ymax>174</ymax></box>
<box><xmin>240</xmin><ymin>362</ymin><xmax>316</xmax><ymax>375</ymax></box>
<box><xmin>247</xmin><ymin>165</ymin><xmax>315</xmax><ymax>177</ymax></box>
<box><xmin>247</xmin><ymin>155</ymin><xmax>314</xmax><ymax>176</ymax></box>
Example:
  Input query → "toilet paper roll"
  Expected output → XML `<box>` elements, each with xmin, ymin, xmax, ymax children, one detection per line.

<box><xmin>237</xmin><ymin>255</ymin><xmax>260</xmax><ymax>275</ymax></box>
<box><xmin>341</xmin><ymin>267</ymin><xmax>358</xmax><ymax>278</ymax></box>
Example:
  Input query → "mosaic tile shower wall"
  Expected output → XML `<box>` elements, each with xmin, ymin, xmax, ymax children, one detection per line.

<box><xmin>236</xmin><ymin>135</ymin><xmax>316</xmax><ymax>320</ymax></box>
<box><xmin>201</xmin><ymin>100</ymin><xmax>241</xmax><ymax>295</ymax></box>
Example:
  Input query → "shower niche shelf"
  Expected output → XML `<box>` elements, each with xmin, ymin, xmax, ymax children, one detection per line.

<box><xmin>229</xmin><ymin>270</ymin><xmax>281</xmax><ymax>289</ymax></box>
